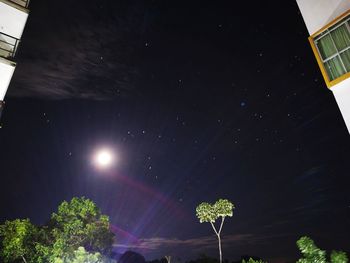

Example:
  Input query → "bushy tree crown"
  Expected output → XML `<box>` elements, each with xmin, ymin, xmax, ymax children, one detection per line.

<box><xmin>196</xmin><ymin>199</ymin><xmax>234</xmax><ymax>223</ymax></box>
<box><xmin>0</xmin><ymin>197</ymin><xmax>115</xmax><ymax>263</ymax></box>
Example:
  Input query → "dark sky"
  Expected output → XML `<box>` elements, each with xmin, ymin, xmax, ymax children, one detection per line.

<box><xmin>0</xmin><ymin>0</ymin><xmax>349</xmax><ymax>262</ymax></box>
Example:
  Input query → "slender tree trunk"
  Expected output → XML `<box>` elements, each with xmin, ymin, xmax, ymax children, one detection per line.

<box><xmin>211</xmin><ymin>219</ymin><xmax>224</xmax><ymax>263</ymax></box>
<box><xmin>218</xmin><ymin>217</ymin><xmax>225</xmax><ymax>263</ymax></box>
<box><xmin>217</xmin><ymin>234</ymin><xmax>222</xmax><ymax>263</ymax></box>
<box><xmin>21</xmin><ymin>255</ymin><xmax>27</xmax><ymax>263</ymax></box>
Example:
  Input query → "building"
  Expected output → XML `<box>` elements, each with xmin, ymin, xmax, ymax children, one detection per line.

<box><xmin>0</xmin><ymin>0</ymin><xmax>29</xmax><ymax>120</ymax></box>
<box><xmin>296</xmin><ymin>0</ymin><xmax>350</xmax><ymax>134</ymax></box>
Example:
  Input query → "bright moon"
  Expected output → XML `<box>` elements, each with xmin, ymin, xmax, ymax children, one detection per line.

<box><xmin>94</xmin><ymin>148</ymin><xmax>114</xmax><ymax>169</ymax></box>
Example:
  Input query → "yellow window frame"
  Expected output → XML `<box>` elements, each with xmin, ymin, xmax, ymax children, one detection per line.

<box><xmin>308</xmin><ymin>9</ymin><xmax>350</xmax><ymax>88</ymax></box>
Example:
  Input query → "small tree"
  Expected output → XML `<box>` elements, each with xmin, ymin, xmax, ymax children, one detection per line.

<box><xmin>331</xmin><ymin>251</ymin><xmax>349</xmax><ymax>263</ymax></box>
<box><xmin>297</xmin><ymin>236</ymin><xmax>326</xmax><ymax>263</ymax></box>
<box><xmin>297</xmin><ymin>236</ymin><xmax>348</xmax><ymax>263</ymax></box>
<box><xmin>196</xmin><ymin>199</ymin><xmax>234</xmax><ymax>263</ymax></box>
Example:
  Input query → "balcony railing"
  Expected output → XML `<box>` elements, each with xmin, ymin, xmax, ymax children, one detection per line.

<box><xmin>6</xmin><ymin>0</ymin><xmax>29</xmax><ymax>8</ymax></box>
<box><xmin>0</xmin><ymin>32</ymin><xmax>20</xmax><ymax>60</ymax></box>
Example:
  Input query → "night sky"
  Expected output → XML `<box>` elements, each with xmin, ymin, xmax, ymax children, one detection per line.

<box><xmin>0</xmin><ymin>0</ymin><xmax>350</xmax><ymax>262</ymax></box>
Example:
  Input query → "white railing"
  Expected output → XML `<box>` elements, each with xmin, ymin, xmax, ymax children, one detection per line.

<box><xmin>0</xmin><ymin>32</ymin><xmax>20</xmax><ymax>60</ymax></box>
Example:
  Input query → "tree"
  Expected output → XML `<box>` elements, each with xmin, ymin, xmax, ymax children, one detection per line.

<box><xmin>296</xmin><ymin>236</ymin><xmax>327</xmax><ymax>263</ymax></box>
<box><xmin>331</xmin><ymin>251</ymin><xmax>349</xmax><ymax>263</ymax></box>
<box><xmin>0</xmin><ymin>219</ymin><xmax>36</xmax><ymax>263</ymax></box>
<box><xmin>32</xmin><ymin>226</ymin><xmax>52</xmax><ymax>263</ymax></box>
<box><xmin>49</xmin><ymin>197</ymin><xmax>115</xmax><ymax>261</ymax></box>
<box><xmin>60</xmin><ymin>246</ymin><xmax>102</xmax><ymax>263</ymax></box>
<box><xmin>242</xmin><ymin>258</ymin><xmax>266</xmax><ymax>263</ymax></box>
<box><xmin>0</xmin><ymin>197</ymin><xmax>115</xmax><ymax>263</ymax></box>
<box><xmin>196</xmin><ymin>199</ymin><xmax>234</xmax><ymax>263</ymax></box>
<box><xmin>297</xmin><ymin>236</ymin><xmax>348</xmax><ymax>263</ymax></box>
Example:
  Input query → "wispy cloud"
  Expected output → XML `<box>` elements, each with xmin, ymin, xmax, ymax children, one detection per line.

<box><xmin>114</xmin><ymin>234</ymin><xmax>254</xmax><ymax>251</ymax></box>
<box><xmin>9</xmin><ymin>0</ymin><xmax>151</xmax><ymax>100</ymax></box>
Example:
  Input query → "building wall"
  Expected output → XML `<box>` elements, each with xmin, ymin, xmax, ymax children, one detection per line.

<box><xmin>297</xmin><ymin>0</ymin><xmax>350</xmax><ymax>134</ymax></box>
<box><xmin>0</xmin><ymin>0</ymin><xmax>28</xmax><ymax>39</ymax></box>
<box><xmin>0</xmin><ymin>0</ymin><xmax>29</xmax><ymax>106</ymax></box>
<box><xmin>0</xmin><ymin>57</ymin><xmax>15</xmax><ymax>101</ymax></box>
<box><xmin>332</xmin><ymin>79</ymin><xmax>350</xmax><ymax>133</ymax></box>
<box><xmin>296</xmin><ymin>0</ymin><xmax>350</xmax><ymax>35</ymax></box>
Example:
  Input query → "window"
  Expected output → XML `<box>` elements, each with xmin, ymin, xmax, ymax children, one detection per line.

<box><xmin>309</xmin><ymin>11</ymin><xmax>350</xmax><ymax>87</ymax></box>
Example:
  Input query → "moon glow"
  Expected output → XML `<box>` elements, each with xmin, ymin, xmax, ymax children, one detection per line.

<box><xmin>93</xmin><ymin>148</ymin><xmax>115</xmax><ymax>169</ymax></box>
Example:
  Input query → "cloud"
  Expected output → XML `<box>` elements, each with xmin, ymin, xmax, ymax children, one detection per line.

<box><xmin>9</xmin><ymin>0</ymin><xmax>151</xmax><ymax>100</ymax></box>
<box><xmin>113</xmin><ymin>234</ymin><xmax>254</xmax><ymax>251</ymax></box>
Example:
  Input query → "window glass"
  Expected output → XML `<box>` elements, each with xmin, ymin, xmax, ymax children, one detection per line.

<box><xmin>325</xmin><ymin>56</ymin><xmax>346</xmax><ymax>80</ymax></box>
<box><xmin>313</xmin><ymin>14</ymin><xmax>350</xmax><ymax>84</ymax></box>
<box><xmin>340</xmin><ymin>49</ymin><xmax>350</xmax><ymax>72</ymax></box>
<box><xmin>330</xmin><ymin>24</ymin><xmax>350</xmax><ymax>51</ymax></box>
<box><xmin>316</xmin><ymin>34</ymin><xmax>337</xmax><ymax>59</ymax></box>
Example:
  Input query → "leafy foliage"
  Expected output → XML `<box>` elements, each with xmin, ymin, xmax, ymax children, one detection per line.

<box><xmin>241</xmin><ymin>258</ymin><xmax>266</xmax><ymax>263</ymax></box>
<box><xmin>0</xmin><ymin>197</ymin><xmax>115</xmax><ymax>263</ymax></box>
<box><xmin>32</xmin><ymin>226</ymin><xmax>52</xmax><ymax>263</ymax></box>
<box><xmin>0</xmin><ymin>219</ymin><xmax>37</xmax><ymax>262</ymax></box>
<box><xmin>214</xmin><ymin>199</ymin><xmax>234</xmax><ymax>218</ymax></box>
<box><xmin>58</xmin><ymin>246</ymin><xmax>102</xmax><ymax>263</ymax></box>
<box><xmin>196</xmin><ymin>202</ymin><xmax>217</xmax><ymax>223</ymax></box>
<box><xmin>297</xmin><ymin>236</ymin><xmax>348</xmax><ymax>263</ymax></box>
<box><xmin>196</xmin><ymin>199</ymin><xmax>234</xmax><ymax>223</ymax></box>
<box><xmin>331</xmin><ymin>251</ymin><xmax>349</xmax><ymax>263</ymax></box>
<box><xmin>297</xmin><ymin>236</ymin><xmax>327</xmax><ymax>263</ymax></box>
<box><xmin>49</xmin><ymin>197</ymin><xmax>114</xmax><ymax>261</ymax></box>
